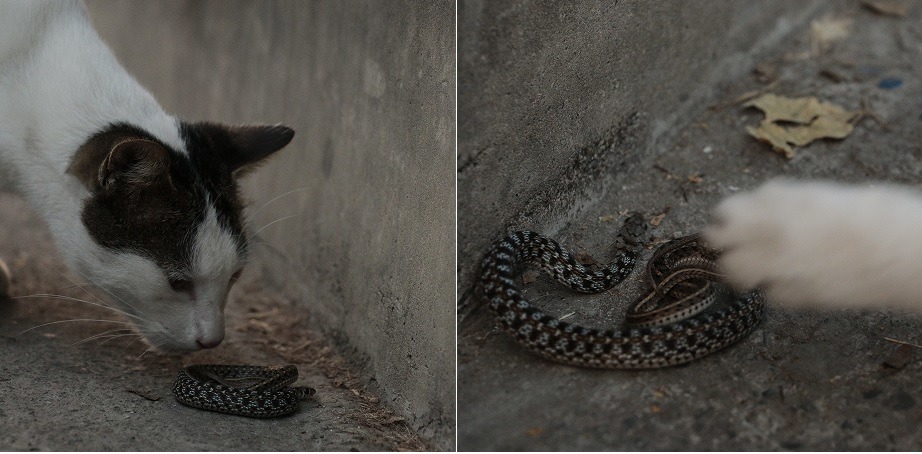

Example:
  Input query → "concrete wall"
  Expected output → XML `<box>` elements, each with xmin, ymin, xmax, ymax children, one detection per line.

<box><xmin>85</xmin><ymin>0</ymin><xmax>455</xmax><ymax>447</ymax></box>
<box><xmin>457</xmin><ymin>0</ymin><xmax>830</xmax><ymax>312</ymax></box>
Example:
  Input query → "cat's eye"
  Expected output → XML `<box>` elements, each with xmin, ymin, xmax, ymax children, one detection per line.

<box><xmin>229</xmin><ymin>269</ymin><xmax>243</xmax><ymax>285</ymax></box>
<box><xmin>168</xmin><ymin>277</ymin><xmax>195</xmax><ymax>294</ymax></box>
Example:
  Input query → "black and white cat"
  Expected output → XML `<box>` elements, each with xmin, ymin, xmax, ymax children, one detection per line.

<box><xmin>0</xmin><ymin>1</ymin><xmax>294</xmax><ymax>352</ymax></box>
<box><xmin>706</xmin><ymin>179</ymin><xmax>922</xmax><ymax>312</ymax></box>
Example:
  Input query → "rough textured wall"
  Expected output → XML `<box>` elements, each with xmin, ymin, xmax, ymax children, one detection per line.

<box><xmin>86</xmin><ymin>0</ymin><xmax>455</xmax><ymax>447</ymax></box>
<box><xmin>457</xmin><ymin>0</ymin><xmax>829</xmax><ymax>312</ymax></box>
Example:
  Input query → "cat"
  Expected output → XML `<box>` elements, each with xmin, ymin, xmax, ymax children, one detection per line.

<box><xmin>0</xmin><ymin>0</ymin><xmax>294</xmax><ymax>352</ymax></box>
<box><xmin>705</xmin><ymin>179</ymin><xmax>922</xmax><ymax>312</ymax></box>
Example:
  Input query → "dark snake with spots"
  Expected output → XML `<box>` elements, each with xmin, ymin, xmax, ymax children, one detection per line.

<box><xmin>476</xmin><ymin>213</ymin><xmax>765</xmax><ymax>368</ymax></box>
<box><xmin>173</xmin><ymin>365</ymin><xmax>315</xmax><ymax>418</ymax></box>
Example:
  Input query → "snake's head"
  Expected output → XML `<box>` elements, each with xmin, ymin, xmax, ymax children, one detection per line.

<box><xmin>618</xmin><ymin>212</ymin><xmax>648</xmax><ymax>246</ymax></box>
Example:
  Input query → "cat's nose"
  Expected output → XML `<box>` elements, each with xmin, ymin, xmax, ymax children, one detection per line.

<box><xmin>193</xmin><ymin>312</ymin><xmax>225</xmax><ymax>349</ymax></box>
<box><xmin>196</xmin><ymin>337</ymin><xmax>222</xmax><ymax>349</ymax></box>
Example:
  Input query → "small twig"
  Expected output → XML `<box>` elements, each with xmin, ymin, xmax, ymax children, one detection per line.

<box><xmin>884</xmin><ymin>337</ymin><xmax>922</xmax><ymax>349</ymax></box>
<box><xmin>652</xmin><ymin>164</ymin><xmax>672</xmax><ymax>175</ymax></box>
<box><xmin>855</xmin><ymin>96</ymin><xmax>891</xmax><ymax>131</ymax></box>
<box><xmin>731</xmin><ymin>80</ymin><xmax>781</xmax><ymax>105</ymax></box>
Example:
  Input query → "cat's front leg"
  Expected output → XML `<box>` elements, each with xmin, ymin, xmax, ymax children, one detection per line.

<box><xmin>704</xmin><ymin>179</ymin><xmax>922</xmax><ymax>312</ymax></box>
<box><xmin>0</xmin><ymin>257</ymin><xmax>9</xmax><ymax>299</ymax></box>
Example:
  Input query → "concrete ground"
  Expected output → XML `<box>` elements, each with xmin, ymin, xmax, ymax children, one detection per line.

<box><xmin>459</xmin><ymin>2</ymin><xmax>922</xmax><ymax>450</ymax></box>
<box><xmin>0</xmin><ymin>194</ymin><xmax>428</xmax><ymax>451</ymax></box>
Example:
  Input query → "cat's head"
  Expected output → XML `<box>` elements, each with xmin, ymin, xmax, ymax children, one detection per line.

<box><xmin>66</xmin><ymin>121</ymin><xmax>293</xmax><ymax>352</ymax></box>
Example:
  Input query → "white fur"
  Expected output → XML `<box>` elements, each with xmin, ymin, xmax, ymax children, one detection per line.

<box><xmin>705</xmin><ymin>179</ymin><xmax>922</xmax><ymax>311</ymax></box>
<box><xmin>0</xmin><ymin>0</ymin><xmax>241</xmax><ymax>351</ymax></box>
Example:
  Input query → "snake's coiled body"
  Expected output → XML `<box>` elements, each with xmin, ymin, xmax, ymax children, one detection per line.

<box><xmin>477</xmin><ymin>213</ymin><xmax>765</xmax><ymax>369</ymax></box>
<box><xmin>172</xmin><ymin>365</ymin><xmax>315</xmax><ymax>418</ymax></box>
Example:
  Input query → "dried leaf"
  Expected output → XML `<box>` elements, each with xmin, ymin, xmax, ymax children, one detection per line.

<box><xmin>786</xmin><ymin>116</ymin><xmax>855</xmax><ymax>144</ymax></box>
<box><xmin>810</xmin><ymin>17</ymin><xmax>852</xmax><ymax>55</ymax></box>
<box><xmin>687</xmin><ymin>174</ymin><xmax>703</xmax><ymax>184</ymax></box>
<box><xmin>598</xmin><ymin>214</ymin><xmax>616</xmax><ymax>223</ymax></box>
<box><xmin>745</xmin><ymin>94</ymin><xmax>854</xmax><ymax>124</ymax></box>
<box><xmin>744</xmin><ymin>94</ymin><xmax>859</xmax><ymax>158</ymax></box>
<box><xmin>649</xmin><ymin>213</ymin><xmax>666</xmax><ymax>227</ymax></box>
<box><xmin>862</xmin><ymin>0</ymin><xmax>910</xmax><ymax>17</ymax></box>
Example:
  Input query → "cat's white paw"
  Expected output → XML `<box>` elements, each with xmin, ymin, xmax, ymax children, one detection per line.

<box><xmin>704</xmin><ymin>180</ymin><xmax>922</xmax><ymax>311</ymax></box>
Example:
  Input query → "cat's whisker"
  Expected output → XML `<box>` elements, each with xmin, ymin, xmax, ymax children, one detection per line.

<box><xmin>18</xmin><ymin>318</ymin><xmax>131</xmax><ymax>336</ymax></box>
<box><xmin>125</xmin><ymin>335</ymin><xmax>145</xmax><ymax>351</ymax></box>
<box><xmin>250</xmin><ymin>240</ymin><xmax>285</xmax><ymax>255</ymax></box>
<box><xmin>246</xmin><ymin>214</ymin><xmax>300</xmax><ymax>244</ymax></box>
<box><xmin>71</xmin><ymin>328</ymin><xmax>134</xmax><ymax>346</ymax></box>
<box><xmin>12</xmin><ymin>294</ymin><xmax>152</xmax><ymax>324</ymax></box>
<box><xmin>48</xmin><ymin>264</ymin><xmax>117</xmax><ymax>308</ymax></box>
<box><xmin>93</xmin><ymin>332</ymin><xmax>139</xmax><ymax>352</ymax></box>
<box><xmin>62</xmin><ymin>265</ymin><xmax>147</xmax><ymax>317</ymax></box>
<box><xmin>243</xmin><ymin>187</ymin><xmax>309</xmax><ymax>225</ymax></box>
<box><xmin>52</xmin><ymin>283</ymin><xmax>97</xmax><ymax>292</ymax></box>
<box><xmin>137</xmin><ymin>341</ymin><xmax>165</xmax><ymax>359</ymax></box>
<box><xmin>48</xmin><ymin>265</ymin><xmax>107</xmax><ymax>303</ymax></box>
<box><xmin>45</xmin><ymin>264</ymin><xmax>154</xmax><ymax>317</ymax></box>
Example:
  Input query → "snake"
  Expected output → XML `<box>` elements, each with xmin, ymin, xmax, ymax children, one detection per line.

<box><xmin>172</xmin><ymin>365</ymin><xmax>316</xmax><ymax>418</ymax></box>
<box><xmin>476</xmin><ymin>213</ymin><xmax>765</xmax><ymax>369</ymax></box>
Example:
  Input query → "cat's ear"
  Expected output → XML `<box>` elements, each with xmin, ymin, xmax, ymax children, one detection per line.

<box><xmin>68</xmin><ymin>137</ymin><xmax>171</xmax><ymax>190</ymax></box>
<box><xmin>226</xmin><ymin>125</ymin><xmax>294</xmax><ymax>174</ymax></box>
<box><xmin>190</xmin><ymin>123</ymin><xmax>294</xmax><ymax>176</ymax></box>
<box><xmin>99</xmin><ymin>139</ymin><xmax>171</xmax><ymax>188</ymax></box>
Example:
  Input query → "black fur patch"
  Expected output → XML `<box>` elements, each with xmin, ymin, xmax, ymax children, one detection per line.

<box><xmin>67</xmin><ymin>123</ymin><xmax>248</xmax><ymax>279</ymax></box>
<box><xmin>68</xmin><ymin>121</ymin><xmax>292</xmax><ymax>280</ymax></box>
<box><xmin>177</xmin><ymin>122</ymin><xmax>248</xmax><ymax>239</ymax></box>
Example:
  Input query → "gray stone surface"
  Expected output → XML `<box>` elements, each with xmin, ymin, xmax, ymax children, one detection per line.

<box><xmin>1</xmin><ymin>0</ymin><xmax>454</xmax><ymax>450</ymax></box>
<box><xmin>459</xmin><ymin>0</ymin><xmax>922</xmax><ymax>450</ymax></box>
